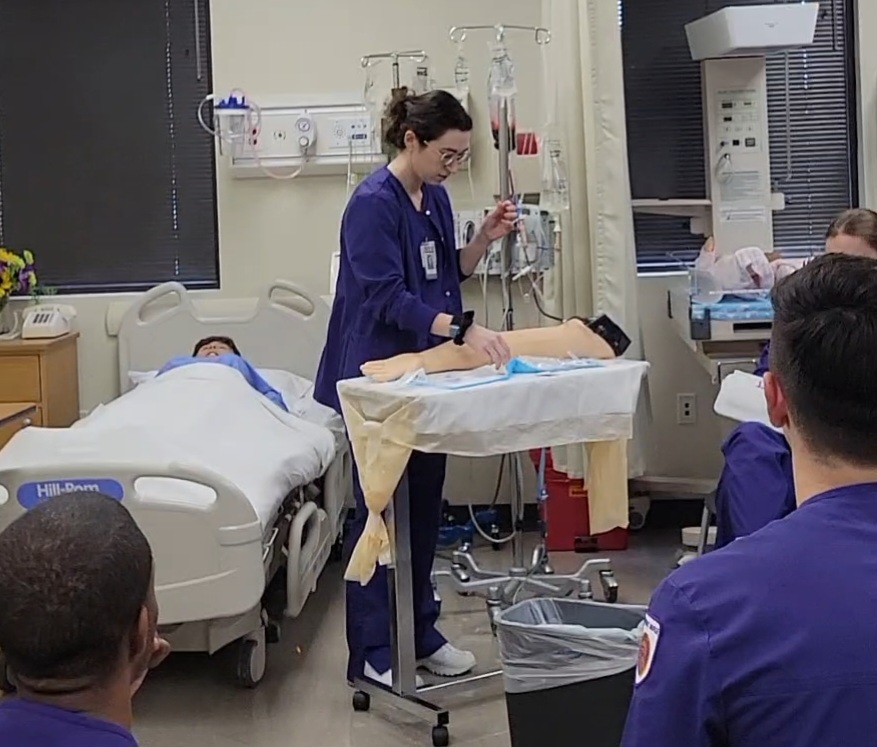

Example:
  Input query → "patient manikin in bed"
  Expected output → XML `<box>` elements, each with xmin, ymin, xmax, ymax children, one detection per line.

<box><xmin>361</xmin><ymin>317</ymin><xmax>624</xmax><ymax>382</ymax></box>
<box><xmin>715</xmin><ymin>208</ymin><xmax>877</xmax><ymax>548</ymax></box>
<box><xmin>156</xmin><ymin>336</ymin><xmax>289</xmax><ymax>411</ymax></box>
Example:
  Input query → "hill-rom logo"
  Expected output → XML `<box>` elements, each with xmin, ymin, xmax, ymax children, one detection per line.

<box><xmin>17</xmin><ymin>479</ymin><xmax>125</xmax><ymax>509</ymax></box>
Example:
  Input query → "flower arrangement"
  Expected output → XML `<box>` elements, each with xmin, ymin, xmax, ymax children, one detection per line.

<box><xmin>0</xmin><ymin>248</ymin><xmax>39</xmax><ymax>309</ymax></box>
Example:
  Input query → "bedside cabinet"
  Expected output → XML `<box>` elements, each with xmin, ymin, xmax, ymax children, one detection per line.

<box><xmin>0</xmin><ymin>333</ymin><xmax>80</xmax><ymax>431</ymax></box>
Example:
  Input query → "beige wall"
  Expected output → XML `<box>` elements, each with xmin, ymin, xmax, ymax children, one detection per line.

<box><xmin>38</xmin><ymin>0</ymin><xmax>877</xmax><ymax>498</ymax></box>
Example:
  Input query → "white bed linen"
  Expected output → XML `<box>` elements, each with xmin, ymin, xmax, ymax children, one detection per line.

<box><xmin>129</xmin><ymin>366</ymin><xmax>345</xmax><ymax>435</ymax></box>
<box><xmin>338</xmin><ymin>359</ymin><xmax>649</xmax><ymax>457</ymax></box>
<box><xmin>0</xmin><ymin>364</ymin><xmax>337</xmax><ymax>529</ymax></box>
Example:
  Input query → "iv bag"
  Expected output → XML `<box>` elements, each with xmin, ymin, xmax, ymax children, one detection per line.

<box><xmin>488</xmin><ymin>44</ymin><xmax>517</xmax><ymax>152</ymax></box>
<box><xmin>413</xmin><ymin>66</ymin><xmax>430</xmax><ymax>95</ymax></box>
<box><xmin>488</xmin><ymin>43</ymin><xmax>517</xmax><ymax>97</ymax></box>
<box><xmin>454</xmin><ymin>48</ymin><xmax>470</xmax><ymax>92</ymax></box>
<box><xmin>539</xmin><ymin>133</ymin><xmax>570</xmax><ymax>213</ymax></box>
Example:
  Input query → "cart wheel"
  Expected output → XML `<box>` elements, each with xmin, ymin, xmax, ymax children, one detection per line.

<box><xmin>352</xmin><ymin>690</ymin><xmax>371</xmax><ymax>712</ymax></box>
<box><xmin>266</xmin><ymin>620</ymin><xmax>281</xmax><ymax>644</ymax></box>
<box><xmin>432</xmin><ymin>725</ymin><xmax>450</xmax><ymax>747</ymax></box>
<box><xmin>234</xmin><ymin>630</ymin><xmax>267</xmax><ymax>689</ymax></box>
<box><xmin>599</xmin><ymin>570</ymin><xmax>619</xmax><ymax>604</ymax></box>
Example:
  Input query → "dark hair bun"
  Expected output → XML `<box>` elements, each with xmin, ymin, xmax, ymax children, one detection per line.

<box><xmin>382</xmin><ymin>88</ymin><xmax>473</xmax><ymax>151</ymax></box>
<box><xmin>384</xmin><ymin>87</ymin><xmax>413</xmax><ymax>150</ymax></box>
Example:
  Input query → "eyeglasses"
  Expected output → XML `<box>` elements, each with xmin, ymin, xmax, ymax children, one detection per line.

<box><xmin>427</xmin><ymin>142</ymin><xmax>470</xmax><ymax>169</ymax></box>
<box><xmin>440</xmin><ymin>150</ymin><xmax>470</xmax><ymax>168</ymax></box>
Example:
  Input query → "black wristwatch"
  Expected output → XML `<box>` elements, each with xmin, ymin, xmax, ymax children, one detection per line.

<box><xmin>449</xmin><ymin>311</ymin><xmax>475</xmax><ymax>345</ymax></box>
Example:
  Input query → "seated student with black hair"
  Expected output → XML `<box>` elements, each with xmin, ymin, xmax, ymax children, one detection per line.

<box><xmin>0</xmin><ymin>493</ymin><xmax>169</xmax><ymax>746</ymax></box>
<box><xmin>155</xmin><ymin>334</ymin><xmax>289</xmax><ymax>411</ymax></box>
<box><xmin>624</xmin><ymin>253</ymin><xmax>877</xmax><ymax>747</ymax></box>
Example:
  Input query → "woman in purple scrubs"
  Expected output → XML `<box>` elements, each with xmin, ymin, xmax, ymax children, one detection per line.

<box><xmin>314</xmin><ymin>89</ymin><xmax>517</xmax><ymax>686</ymax></box>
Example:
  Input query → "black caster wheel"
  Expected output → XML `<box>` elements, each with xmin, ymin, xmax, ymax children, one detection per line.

<box><xmin>352</xmin><ymin>691</ymin><xmax>371</xmax><ymax>712</ymax></box>
<box><xmin>490</xmin><ymin>525</ymin><xmax>502</xmax><ymax>551</ymax></box>
<box><xmin>265</xmin><ymin>621</ymin><xmax>281</xmax><ymax>644</ymax></box>
<box><xmin>432</xmin><ymin>725</ymin><xmax>450</xmax><ymax>747</ymax></box>
<box><xmin>234</xmin><ymin>630</ymin><xmax>267</xmax><ymax>689</ymax></box>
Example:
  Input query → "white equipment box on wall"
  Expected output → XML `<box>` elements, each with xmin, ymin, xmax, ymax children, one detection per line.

<box><xmin>228</xmin><ymin>94</ymin><xmax>386</xmax><ymax>179</ymax></box>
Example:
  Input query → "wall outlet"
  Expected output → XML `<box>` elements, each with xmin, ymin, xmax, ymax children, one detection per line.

<box><xmin>676</xmin><ymin>393</ymin><xmax>697</xmax><ymax>425</ymax></box>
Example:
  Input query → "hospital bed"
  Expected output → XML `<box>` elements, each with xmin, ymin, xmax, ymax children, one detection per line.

<box><xmin>0</xmin><ymin>281</ymin><xmax>352</xmax><ymax>688</ymax></box>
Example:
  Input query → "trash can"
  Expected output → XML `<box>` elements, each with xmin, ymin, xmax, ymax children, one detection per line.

<box><xmin>496</xmin><ymin>598</ymin><xmax>646</xmax><ymax>747</ymax></box>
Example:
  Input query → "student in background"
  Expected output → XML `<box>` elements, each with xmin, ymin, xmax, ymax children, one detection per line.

<box><xmin>0</xmin><ymin>492</ymin><xmax>169</xmax><ymax>746</ymax></box>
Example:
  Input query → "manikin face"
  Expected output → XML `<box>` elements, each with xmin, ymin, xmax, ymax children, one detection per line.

<box><xmin>196</xmin><ymin>340</ymin><xmax>234</xmax><ymax>357</ymax></box>
<box><xmin>826</xmin><ymin>233</ymin><xmax>877</xmax><ymax>258</ymax></box>
<box><xmin>404</xmin><ymin>128</ymin><xmax>471</xmax><ymax>185</ymax></box>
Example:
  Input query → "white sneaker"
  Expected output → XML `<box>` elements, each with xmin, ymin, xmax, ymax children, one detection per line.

<box><xmin>363</xmin><ymin>661</ymin><xmax>424</xmax><ymax>689</ymax></box>
<box><xmin>417</xmin><ymin>643</ymin><xmax>476</xmax><ymax>677</ymax></box>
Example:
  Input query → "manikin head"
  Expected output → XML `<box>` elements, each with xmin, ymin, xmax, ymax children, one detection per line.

<box><xmin>193</xmin><ymin>335</ymin><xmax>240</xmax><ymax>358</ymax></box>
<box><xmin>0</xmin><ymin>493</ymin><xmax>157</xmax><ymax>725</ymax></box>
<box><xmin>764</xmin><ymin>254</ymin><xmax>877</xmax><ymax>502</ymax></box>
<box><xmin>384</xmin><ymin>88</ymin><xmax>473</xmax><ymax>185</ymax></box>
<box><xmin>825</xmin><ymin>208</ymin><xmax>877</xmax><ymax>257</ymax></box>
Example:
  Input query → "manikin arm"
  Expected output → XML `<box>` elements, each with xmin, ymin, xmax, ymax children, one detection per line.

<box><xmin>361</xmin><ymin>318</ymin><xmax>617</xmax><ymax>382</ymax></box>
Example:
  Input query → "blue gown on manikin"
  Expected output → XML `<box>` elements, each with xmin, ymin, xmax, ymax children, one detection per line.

<box><xmin>714</xmin><ymin>342</ymin><xmax>796</xmax><ymax>548</ymax></box>
<box><xmin>623</xmin><ymin>482</ymin><xmax>877</xmax><ymax>747</ymax></box>
<box><xmin>313</xmin><ymin>167</ymin><xmax>466</xmax><ymax>681</ymax></box>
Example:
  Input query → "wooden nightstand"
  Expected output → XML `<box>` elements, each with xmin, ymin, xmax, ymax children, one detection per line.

<box><xmin>0</xmin><ymin>333</ymin><xmax>80</xmax><ymax>430</ymax></box>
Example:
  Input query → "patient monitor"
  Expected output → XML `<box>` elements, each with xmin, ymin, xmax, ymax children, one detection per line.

<box><xmin>21</xmin><ymin>304</ymin><xmax>77</xmax><ymax>340</ymax></box>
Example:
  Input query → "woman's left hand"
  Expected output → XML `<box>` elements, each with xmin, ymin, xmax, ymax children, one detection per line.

<box><xmin>478</xmin><ymin>200</ymin><xmax>518</xmax><ymax>243</ymax></box>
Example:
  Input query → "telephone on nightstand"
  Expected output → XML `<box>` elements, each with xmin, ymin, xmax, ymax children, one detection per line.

<box><xmin>21</xmin><ymin>304</ymin><xmax>77</xmax><ymax>339</ymax></box>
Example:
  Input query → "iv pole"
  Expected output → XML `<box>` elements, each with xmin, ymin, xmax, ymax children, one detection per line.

<box><xmin>447</xmin><ymin>24</ymin><xmax>552</xmax><ymax>574</ymax></box>
<box><xmin>360</xmin><ymin>50</ymin><xmax>429</xmax><ymax>90</ymax></box>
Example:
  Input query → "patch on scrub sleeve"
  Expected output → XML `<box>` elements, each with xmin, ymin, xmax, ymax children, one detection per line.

<box><xmin>635</xmin><ymin>613</ymin><xmax>661</xmax><ymax>686</ymax></box>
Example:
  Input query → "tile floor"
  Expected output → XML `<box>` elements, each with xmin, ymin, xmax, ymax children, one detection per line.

<box><xmin>134</xmin><ymin>530</ymin><xmax>679</xmax><ymax>747</ymax></box>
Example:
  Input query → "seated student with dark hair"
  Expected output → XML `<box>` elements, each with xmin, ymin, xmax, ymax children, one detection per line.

<box><xmin>0</xmin><ymin>492</ymin><xmax>169</xmax><ymax>746</ymax></box>
<box><xmin>156</xmin><ymin>334</ymin><xmax>289</xmax><ymax>411</ymax></box>
<box><xmin>624</xmin><ymin>253</ymin><xmax>877</xmax><ymax>747</ymax></box>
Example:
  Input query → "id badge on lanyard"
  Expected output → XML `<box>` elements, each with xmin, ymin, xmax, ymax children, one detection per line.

<box><xmin>420</xmin><ymin>240</ymin><xmax>438</xmax><ymax>280</ymax></box>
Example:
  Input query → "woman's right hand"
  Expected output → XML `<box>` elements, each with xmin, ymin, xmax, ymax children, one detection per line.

<box><xmin>463</xmin><ymin>324</ymin><xmax>512</xmax><ymax>368</ymax></box>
